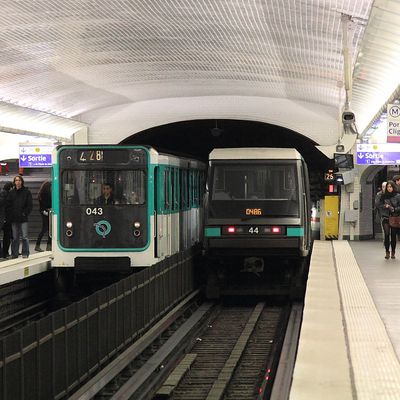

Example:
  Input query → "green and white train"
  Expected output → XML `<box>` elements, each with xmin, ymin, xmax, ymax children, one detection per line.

<box><xmin>51</xmin><ymin>145</ymin><xmax>206</xmax><ymax>271</ymax></box>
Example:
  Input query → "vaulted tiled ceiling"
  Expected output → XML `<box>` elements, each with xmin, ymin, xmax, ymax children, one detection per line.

<box><xmin>1</xmin><ymin>0</ymin><xmax>397</xmax><ymax>144</ymax></box>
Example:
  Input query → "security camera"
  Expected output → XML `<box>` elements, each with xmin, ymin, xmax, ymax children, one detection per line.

<box><xmin>342</xmin><ymin>110</ymin><xmax>355</xmax><ymax>125</ymax></box>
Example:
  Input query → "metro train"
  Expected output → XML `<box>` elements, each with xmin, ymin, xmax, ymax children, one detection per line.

<box><xmin>51</xmin><ymin>145</ymin><xmax>206</xmax><ymax>272</ymax></box>
<box><xmin>203</xmin><ymin>148</ymin><xmax>312</xmax><ymax>295</ymax></box>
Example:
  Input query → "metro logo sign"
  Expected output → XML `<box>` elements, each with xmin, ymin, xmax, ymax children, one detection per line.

<box><xmin>19</xmin><ymin>144</ymin><xmax>53</xmax><ymax>168</ymax></box>
<box><xmin>387</xmin><ymin>104</ymin><xmax>400</xmax><ymax>143</ymax></box>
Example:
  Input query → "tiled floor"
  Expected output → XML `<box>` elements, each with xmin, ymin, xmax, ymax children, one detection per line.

<box><xmin>350</xmin><ymin>239</ymin><xmax>400</xmax><ymax>361</ymax></box>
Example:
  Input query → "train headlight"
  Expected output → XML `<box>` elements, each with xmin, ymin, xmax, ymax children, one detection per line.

<box><xmin>133</xmin><ymin>221</ymin><xmax>141</xmax><ymax>228</ymax></box>
<box><xmin>66</xmin><ymin>221</ymin><xmax>73</xmax><ymax>228</ymax></box>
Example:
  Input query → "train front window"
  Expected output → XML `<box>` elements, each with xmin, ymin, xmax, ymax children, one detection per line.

<box><xmin>211</xmin><ymin>164</ymin><xmax>299</xmax><ymax>216</ymax></box>
<box><xmin>61</xmin><ymin>170</ymin><xmax>146</xmax><ymax>205</ymax></box>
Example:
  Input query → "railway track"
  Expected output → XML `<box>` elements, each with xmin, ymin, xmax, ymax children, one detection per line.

<box><xmin>165</xmin><ymin>303</ymin><xmax>288</xmax><ymax>400</ymax></box>
<box><xmin>69</xmin><ymin>293</ymin><xmax>295</xmax><ymax>400</ymax></box>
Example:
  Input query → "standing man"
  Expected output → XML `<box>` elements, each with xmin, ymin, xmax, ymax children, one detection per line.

<box><xmin>393</xmin><ymin>175</ymin><xmax>400</xmax><ymax>190</ymax></box>
<box><xmin>0</xmin><ymin>183</ymin><xmax>8</xmax><ymax>258</ymax></box>
<box><xmin>1</xmin><ymin>182</ymin><xmax>13</xmax><ymax>258</ymax></box>
<box><xmin>6</xmin><ymin>175</ymin><xmax>33</xmax><ymax>258</ymax></box>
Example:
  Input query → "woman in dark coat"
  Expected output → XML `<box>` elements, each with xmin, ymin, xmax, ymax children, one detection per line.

<box><xmin>35</xmin><ymin>180</ymin><xmax>52</xmax><ymax>252</ymax></box>
<box><xmin>375</xmin><ymin>180</ymin><xmax>400</xmax><ymax>259</ymax></box>
<box><xmin>6</xmin><ymin>175</ymin><xmax>33</xmax><ymax>258</ymax></box>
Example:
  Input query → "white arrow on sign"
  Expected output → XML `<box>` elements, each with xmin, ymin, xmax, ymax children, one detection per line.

<box><xmin>358</xmin><ymin>153</ymin><xmax>364</xmax><ymax>159</ymax></box>
<box><xmin>21</xmin><ymin>156</ymin><xmax>27</xmax><ymax>161</ymax></box>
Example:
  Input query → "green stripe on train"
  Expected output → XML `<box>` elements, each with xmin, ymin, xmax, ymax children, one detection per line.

<box><xmin>204</xmin><ymin>227</ymin><xmax>221</xmax><ymax>237</ymax></box>
<box><xmin>286</xmin><ymin>227</ymin><xmax>304</xmax><ymax>237</ymax></box>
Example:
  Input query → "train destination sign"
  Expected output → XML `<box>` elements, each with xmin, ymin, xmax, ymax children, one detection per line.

<box><xmin>19</xmin><ymin>144</ymin><xmax>53</xmax><ymax>168</ymax></box>
<box><xmin>356</xmin><ymin>143</ymin><xmax>400</xmax><ymax>165</ymax></box>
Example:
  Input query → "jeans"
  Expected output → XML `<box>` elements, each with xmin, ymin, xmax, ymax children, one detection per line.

<box><xmin>11</xmin><ymin>222</ymin><xmax>29</xmax><ymax>258</ymax></box>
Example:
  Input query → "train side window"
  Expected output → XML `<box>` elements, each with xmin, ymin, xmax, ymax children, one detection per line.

<box><xmin>180</xmin><ymin>169</ymin><xmax>187</xmax><ymax>210</ymax></box>
<box><xmin>171</xmin><ymin>168</ymin><xmax>179</xmax><ymax>211</ymax></box>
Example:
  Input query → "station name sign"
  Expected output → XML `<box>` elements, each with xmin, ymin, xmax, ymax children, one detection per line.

<box><xmin>356</xmin><ymin>143</ymin><xmax>400</xmax><ymax>165</ymax></box>
<box><xmin>19</xmin><ymin>144</ymin><xmax>53</xmax><ymax>168</ymax></box>
<box><xmin>387</xmin><ymin>104</ymin><xmax>400</xmax><ymax>143</ymax></box>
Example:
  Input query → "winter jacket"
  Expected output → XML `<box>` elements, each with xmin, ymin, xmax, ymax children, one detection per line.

<box><xmin>6</xmin><ymin>186</ymin><xmax>33</xmax><ymax>223</ymax></box>
<box><xmin>375</xmin><ymin>192</ymin><xmax>400</xmax><ymax>219</ymax></box>
<box><xmin>0</xmin><ymin>189</ymin><xmax>8</xmax><ymax>223</ymax></box>
<box><xmin>39</xmin><ymin>190</ymin><xmax>51</xmax><ymax>213</ymax></box>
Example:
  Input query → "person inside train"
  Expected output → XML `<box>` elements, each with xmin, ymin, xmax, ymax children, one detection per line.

<box><xmin>96</xmin><ymin>183</ymin><xmax>115</xmax><ymax>205</ymax></box>
<box><xmin>375</xmin><ymin>180</ymin><xmax>400</xmax><ymax>259</ymax></box>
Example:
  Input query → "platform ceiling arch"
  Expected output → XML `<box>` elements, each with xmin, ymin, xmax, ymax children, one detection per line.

<box><xmin>0</xmin><ymin>0</ymin><xmax>399</xmax><ymax>145</ymax></box>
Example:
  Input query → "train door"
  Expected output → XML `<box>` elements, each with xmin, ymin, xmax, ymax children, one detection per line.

<box><xmin>154</xmin><ymin>167</ymin><xmax>169</xmax><ymax>258</ymax></box>
<box><xmin>171</xmin><ymin>168</ymin><xmax>179</xmax><ymax>253</ymax></box>
<box><xmin>179</xmin><ymin>169</ymin><xmax>189</xmax><ymax>250</ymax></box>
<box><xmin>154</xmin><ymin>166</ymin><xmax>159</xmax><ymax>258</ymax></box>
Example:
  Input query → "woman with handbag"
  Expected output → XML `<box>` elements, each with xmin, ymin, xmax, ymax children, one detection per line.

<box><xmin>375</xmin><ymin>180</ymin><xmax>400</xmax><ymax>259</ymax></box>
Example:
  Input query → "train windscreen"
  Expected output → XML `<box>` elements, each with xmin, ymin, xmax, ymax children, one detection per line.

<box><xmin>61</xmin><ymin>170</ymin><xmax>146</xmax><ymax>206</ymax></box>
<box><xmin>210</xmin><ymin>163</ymin><xmax>299</xmax><ymax>217</ymax></box>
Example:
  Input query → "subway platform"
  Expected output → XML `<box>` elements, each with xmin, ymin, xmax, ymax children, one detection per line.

<box><xmin>290</xmin><ymin>239</ymin><xmax>400</xmax><ymax>399</ymax></box>
<box><xmin>0</xmin><ymin>241</ymin><xmax>51</xmax><ymax>284</ymax></box>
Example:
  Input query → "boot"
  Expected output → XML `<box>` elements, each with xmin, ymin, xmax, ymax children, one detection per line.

<box><xmin>35</xmin><ymin>245</ymin><xmax>44</xmax><ymax>252</ymax></box>
<box><xmin>391</xmin><ymin>251</ymin><xmax>396</xmax><ymax>259</ymax></box>
<box><xmin>385</xmin><ymin>251</ymin><xmax>390</xmax><ymax>259</ymax></box>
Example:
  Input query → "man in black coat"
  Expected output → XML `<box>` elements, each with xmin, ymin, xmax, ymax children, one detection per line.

<box><xmin>0</xmin><ymin>182</ymin><xmax>13</xmax><ymax>258</ymax></box>
<box><xmin>6</xmin><ymin>175</ymin><xmax>33</xmax><ymax>258</ymax></box>
<box><xmin>96</xmin><ymin>183</ymin><xmax>115</xmax><ymax>205</ymax></box>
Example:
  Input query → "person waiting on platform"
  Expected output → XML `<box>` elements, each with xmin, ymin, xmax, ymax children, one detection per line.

<box><xmin>1</xmin><ymin>182</ymin><xmax>13</xmax><ymax>259</ymax></box>
<box><xmin>394</xmin><ymin>175</ymin><xmax>400</xmax><ymax>241</ymax></box>
<box><xmin>6</xmin><ymin>175</ymin><xmax>33</xmax><ymax>259</ymax></box>
<box><xmin>0</xmin><ymin>183</ymin><xmax>8</xmax><ymax>259</ymax></box>
<box><xmin>393</xmin><ymin>175</ymin><xmax>400</xmax><ymax>190</ymax></box>
<box><xmin>35</xmin><ymin>180</ymin><xmax>52</xmax><ymax>252</ymax></box>
<box><xmin>375</xmin><ymin>180</ymin><xmax>400</xmax><ymax>259</ymax></box>
<box><xmin>96</xmin><ymin>183</ymin><xmax>115</xmax><ymax>205</ymax></box>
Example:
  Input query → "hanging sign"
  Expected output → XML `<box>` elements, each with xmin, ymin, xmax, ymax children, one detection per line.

<box><xmin>19</xmin><ymin>144</ymin><xmax>53</xmax><ymax>168</ymax></box>
<box><xmin>387</xmin><ymin>104</ymin><xmax>400</xmax><ymax>143</ymax></box>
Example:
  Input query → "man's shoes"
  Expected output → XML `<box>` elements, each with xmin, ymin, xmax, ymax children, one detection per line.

<box><xmin>385</xmin><ymin>251</ymin><xmax>390</xmax><ymax>259</ymax></box>
<box><xmin>391</xmin><ymin>252</ymin><xmax>396</xmax><ymax>259</ymax></box>
<box><xmin>22</xmin><ymin>255</ymin><xmax>29</xmax><ymax>258</ymax></box>
<box><xmin>35</xmin><ymin>246</ymin><xmax>44</xmax><ymax>252</ymax></box>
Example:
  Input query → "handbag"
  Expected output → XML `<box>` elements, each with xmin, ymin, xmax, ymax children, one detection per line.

<box><xmin>389</xmin><ymin>216</ymin><xmax>400</xmax><ymax>228</ymax></box>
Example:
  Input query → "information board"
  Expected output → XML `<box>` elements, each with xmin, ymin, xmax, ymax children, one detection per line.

<box><xmin>356</xmin><ymin>143</ymin><xmax>400</xmax><ymax>165</ymax></box>
<box><xmin>19</xmin><ymin>144</ymin><xmax>53</xmax><ymax>168</ymax></box>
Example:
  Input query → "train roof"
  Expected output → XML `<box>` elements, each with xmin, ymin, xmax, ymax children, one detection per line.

<box><xmin>209</xmin><ymin>147</ymin><xmax>303</xmax><ymax>161</ymax></box>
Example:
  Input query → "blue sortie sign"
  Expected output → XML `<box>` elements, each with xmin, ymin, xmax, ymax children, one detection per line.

<box><xmin>19</xmin><ymin>145</ymin><xmax>53</xmax><ymax>168</ymax></box>
<box><xmin>357</xmin><ymin>151</ymin><xmax>400</xmax><ymax>165</ymax></box>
